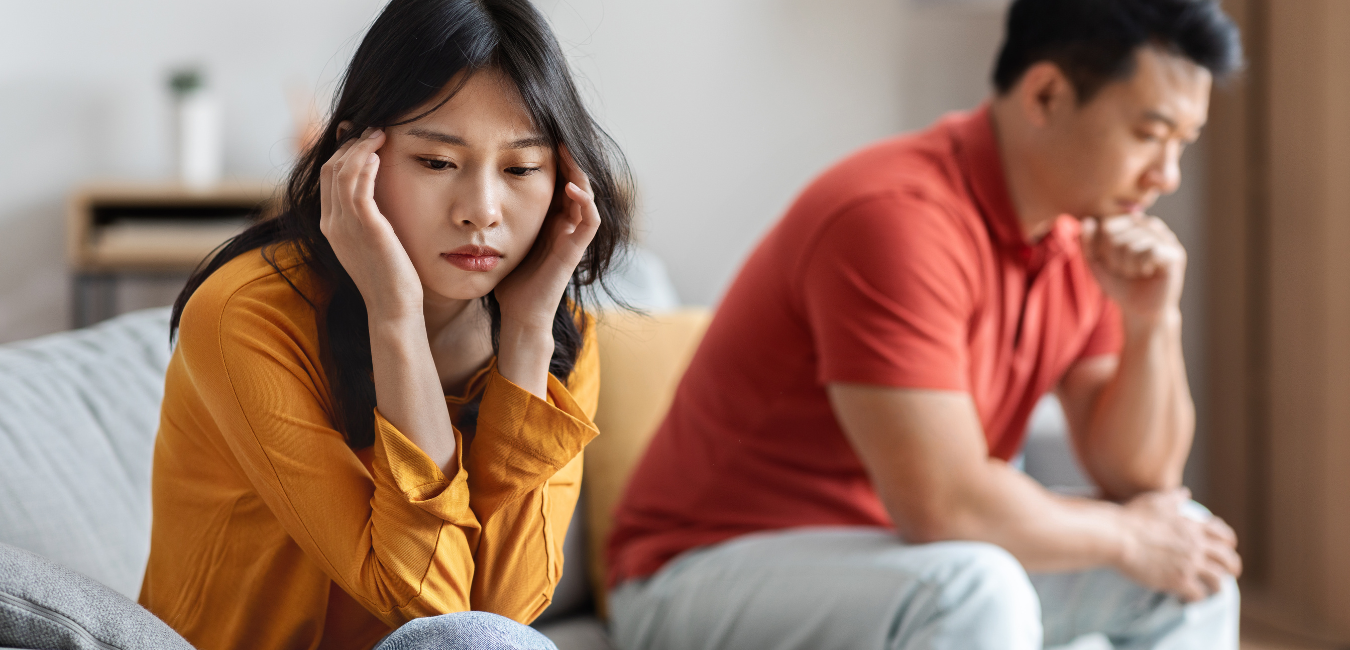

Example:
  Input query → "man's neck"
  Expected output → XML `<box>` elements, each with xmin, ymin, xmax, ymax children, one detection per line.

<box><xmin>988</xmin><ymin>98</ymin><xmax>1062</xmax><ymax>242</ymax></box>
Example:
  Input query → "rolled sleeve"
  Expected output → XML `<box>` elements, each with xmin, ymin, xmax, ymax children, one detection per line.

<box><xmin>468</xmin><ymin>368</ymin><xmax>599</xmax><ymax>522</ymax></box>
<box><xmin>371</xmin><ymin>409</ymin><xmax>472</xmax><ymax>521</ymax></box>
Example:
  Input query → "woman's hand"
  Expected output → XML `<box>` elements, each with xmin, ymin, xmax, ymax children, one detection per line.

<box><xmin>492</xmin><ymin>145</ymin><xmax>601</xmax><ymax>396</ymax></box>
<box><xmin>324</xmin><ymin>125</ymin><xmax>455</xmax><ymax>468</ymax></box>
<box><xmin>319</xmin><ymin>124</ymin><xmax>424</xmax><ymax>321</ymax></box>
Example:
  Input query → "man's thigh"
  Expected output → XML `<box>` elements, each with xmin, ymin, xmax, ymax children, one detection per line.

<box><xmin>608</xmin><ymin>527</ymin><xmax>1042</xmax><ymax>650</ymax></box>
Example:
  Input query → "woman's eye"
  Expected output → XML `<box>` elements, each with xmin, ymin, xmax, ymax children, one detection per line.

<box><xmin>420</xmin><ymin>158</ymin><xmax>454</xmax><ymax>170</ymax></box>
<box><xmin>506</xmin><ymin>166</ymin><xmax>541</xmax><ymax>177</ymax></box>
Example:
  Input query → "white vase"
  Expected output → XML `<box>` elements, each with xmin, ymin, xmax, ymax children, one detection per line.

<box><xmin>175</xmin><ymin>92</ymin><xmax>223</xmax><ymax>188</ymax></box>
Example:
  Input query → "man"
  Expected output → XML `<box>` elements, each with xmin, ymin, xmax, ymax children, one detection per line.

<box><xmin>606</xmin><ymin>0</ymin><xmax>1244</xmax><ymax>647</ymax></box>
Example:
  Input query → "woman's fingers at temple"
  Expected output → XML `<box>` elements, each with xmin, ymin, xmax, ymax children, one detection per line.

<box><xmin>558</xmin><ymin>144</ymin><xmax>601</xmax><ymax>243</ymax></box>
<box><xmin>337</xmin><ymin>129</ymin><xmax>385</xmax><ymax>223</ymax></box>
<box><xmin>355</xmin><ymin>152</ymin><xmax>381</xmax><ymax>219</ymax></box>
<box><xmin>559</xmin><ymin>144</ymin><xmax>591</xmax><ymax>193</ymax></box>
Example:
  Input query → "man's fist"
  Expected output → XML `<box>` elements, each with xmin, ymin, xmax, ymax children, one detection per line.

<box><xmin>1080</xmin><ymin>214</ymin><xmax>1187</xmax><ymax>325</ymax></box>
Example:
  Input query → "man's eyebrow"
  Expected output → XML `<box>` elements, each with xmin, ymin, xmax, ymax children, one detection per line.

<box><xmin>1141</xmin><ymin>110</ymin><xmax>1179</xmax><ymax>130</ymax></box>
<box><xmin>404</xmin><ymin>127</ymin><xmax>550</xmax><ymax>151</ymax></box>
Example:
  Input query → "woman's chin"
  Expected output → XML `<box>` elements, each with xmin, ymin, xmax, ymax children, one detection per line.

<box><xmin>425</xmin><ymin>287</ymin><xmax>492</xmax><ymax>303</ymax></box>
<box><xmin>422</xmin><ymin>277</ymin><xmax>497</xmax><ymax>303</ymax></box>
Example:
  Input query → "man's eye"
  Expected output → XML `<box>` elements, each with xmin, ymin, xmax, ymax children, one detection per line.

<box><xmin>420</xmin><ymin>158</ymin><xmax>453</xmax><ymax>170</ymax></box>
<box><xmin>506</xmin><ymin>166</ymin><xmax>540</xmax><ymax>177</ymax></box>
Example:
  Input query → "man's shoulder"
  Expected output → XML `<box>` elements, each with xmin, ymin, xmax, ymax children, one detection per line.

<box><xmin>798</xmin><ymin>112</ymin><xmax>975</xmax><ymax>217</ymax></box>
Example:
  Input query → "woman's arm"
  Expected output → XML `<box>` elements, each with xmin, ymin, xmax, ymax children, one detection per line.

<box><xmin>467</xmin><ymin>321</ymin><xmax>600</xmax><ymax>620</ymax></box>
<box><xmin>321</xmin><ymin>127</ymin><xmax>460</xmax><ymax>473</ymax></box>
<box><xmin>183</xmin><ymin>278</ymin><xmax>599</xmax><ymax>627</ymax></box>
<box><xmin>180</xmin><ymin>280</ymin><xmax>481</xmax><ymax>627</ymax></box>
<box><xmin>493</xmin><ymin>146</ymin><xmax>603</xmax><ymax>399</ymax></box>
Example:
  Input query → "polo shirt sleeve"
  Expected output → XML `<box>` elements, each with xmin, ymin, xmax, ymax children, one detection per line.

<box><xmin>1078</xmin><ymin>297</ymin><xmax>1124</xmax><ymax>360</ymax></box>
<box><xmin>801</xmin><ymin>192</ymin><xmax>976</xmax><ymax>391</ymax></box>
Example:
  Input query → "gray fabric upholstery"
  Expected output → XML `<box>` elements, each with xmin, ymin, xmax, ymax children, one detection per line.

<box><xmin>0</xmin><ymin>308</ymin><xmax>172</xmax><ymax>599</ymax></box>
<box><xmin>0</xmin><ymin>542</ymin><xmax>193</xmax><ymax>650</ymax></box>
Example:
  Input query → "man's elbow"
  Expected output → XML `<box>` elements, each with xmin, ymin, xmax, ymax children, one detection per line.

<box><xmin>1096</xmin><ymin>461</ymin><xmax>1184</xmax><ymax>500</ymax></box>
<box><xmin>893</xmin><ymin>502</ymin><xmax>981</xmax><ymax>545</ymax></box>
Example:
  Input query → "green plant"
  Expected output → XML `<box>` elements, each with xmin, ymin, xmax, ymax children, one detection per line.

<box><xmin>168</xmin><ymin>68</ymin><xmax>204</xmax><ymax>96</ymax></box>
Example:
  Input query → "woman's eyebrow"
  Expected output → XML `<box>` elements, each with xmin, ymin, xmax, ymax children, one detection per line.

<box><xmin>505</xmin><ymin>135</ymin><xmax>550</xmax><ymax>150</ymax></box>
<box><xmin>404</xmin><ymin>127</ymin><xmax>549</xmax><ymax>151</ymax></box>
<box><xmin>406</xmin><ymin>127</ymin><xmax>467</xmax><ymax>146</ymax></box>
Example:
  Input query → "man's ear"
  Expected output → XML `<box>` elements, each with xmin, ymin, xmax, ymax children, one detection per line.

<box><xmin>1015</xmin><ymin>62</ymin><xmax>1077</xmax><ymax>129</ymax></box>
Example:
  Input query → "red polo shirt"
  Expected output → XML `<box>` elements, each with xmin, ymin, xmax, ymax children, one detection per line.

<box><xmin>607</xmin><ymin>107</ymin><xmax>1122</xmax><ymax>586</ymax></box>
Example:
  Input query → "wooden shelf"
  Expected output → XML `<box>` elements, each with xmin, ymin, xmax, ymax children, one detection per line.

<box><xmin>67</xmin><ymin>180</ymin><xmax>279</xmax><ymax>273</ymax></box>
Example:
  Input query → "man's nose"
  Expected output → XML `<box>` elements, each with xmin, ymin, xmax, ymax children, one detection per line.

<box><xmin>1144</xmin><ymin>141</ymin><xmax>1183</xmax><ymax>196</ymax></box>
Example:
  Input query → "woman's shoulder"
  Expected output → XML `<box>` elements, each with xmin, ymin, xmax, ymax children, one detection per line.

<box><xmin>178</xmin><ymin>243</ymin><xmax>327</xmax><ymax>352</ymax></box>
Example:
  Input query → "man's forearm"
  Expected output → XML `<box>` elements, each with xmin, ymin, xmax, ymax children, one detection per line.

<box><xmin>924</xmin><ymin>458</ymin><xmax>1133</xmax><ymax>573</ymax></box>
<box><xmin>1083</xmin><ymin>308</ymin><xmax>1194</xmax><ymax>498</ymax></box>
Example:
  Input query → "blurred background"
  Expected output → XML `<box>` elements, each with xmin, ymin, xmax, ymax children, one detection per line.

<box><xmin>0</xmin><ymin>0</ymin><xmax>1344</xmax><ymax>646</ymax></box>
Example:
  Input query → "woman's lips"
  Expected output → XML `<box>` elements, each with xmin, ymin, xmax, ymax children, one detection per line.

<box><xmin>441</xmin><ymin>245</ymin><xmax>502</xmax><ymax>272</ymax></box>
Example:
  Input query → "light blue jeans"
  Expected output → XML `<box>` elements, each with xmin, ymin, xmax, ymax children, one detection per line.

<box><xmin>609</xmin><ymin>527</ymin><xmax>1238</xmax><ymax>650</ymax></box>
<box><xmin>374</xmin><ymin>611</ymin><xmax>558</xmax><ymax>650</ymax></box>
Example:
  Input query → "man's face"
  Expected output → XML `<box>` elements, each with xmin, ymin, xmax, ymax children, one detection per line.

<box><xmin>1045</xmin><ymin>47</ymin><xmax>1212</xmax><ymax>218</ymax></box>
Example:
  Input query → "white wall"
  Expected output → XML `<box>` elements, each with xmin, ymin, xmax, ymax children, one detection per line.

<box><xmin>0</xmin><ymin>0</ymin><xmax>993</xmax><ymax>337</ymax></box>
<box><xmin>537</xmin><ymin>0</ymin><xmax>910</xmax><ymax>306</ymax></box>
<box><xmin>0</xmin><ymin>0</ymin><xmax>1211</xmax><ymax>492</ymax></box>
<box><xmin>0</xmin><ymin>0</ymin><xmax>387</xmax><ymax>342</ymax></box>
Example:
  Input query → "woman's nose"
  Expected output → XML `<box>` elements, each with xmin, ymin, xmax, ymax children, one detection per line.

<box><xmin>453</xmin><ymin>171</ymin><xmax>503</xmax><ymax>230</ymax></box>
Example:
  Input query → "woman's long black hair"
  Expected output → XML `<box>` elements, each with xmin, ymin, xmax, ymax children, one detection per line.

<box><xmin>170</xmin><ymin>0</ymin><xmax>634</xmax><ymax>449</ymax></box>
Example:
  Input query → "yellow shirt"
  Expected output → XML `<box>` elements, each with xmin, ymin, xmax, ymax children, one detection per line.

<box><xmin>138</xmin><ymin>245</ymin><xmax>599</xmax><ymax>650</ymax></box>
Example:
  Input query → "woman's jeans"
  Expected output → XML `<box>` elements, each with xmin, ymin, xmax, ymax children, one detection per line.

<box><xmin>374</xmin><ymin>611</ymin><xmax>558</xmax><ymax>650</ymax></box>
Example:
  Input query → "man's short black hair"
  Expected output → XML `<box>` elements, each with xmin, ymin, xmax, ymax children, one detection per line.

<box><xmin>992</xmin><ymin>0</ymin><xmax>1243</xmax><ymax>102</ymax></box>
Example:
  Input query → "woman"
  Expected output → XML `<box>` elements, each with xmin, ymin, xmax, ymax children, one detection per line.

<box><xmin>137</xmin><ymin>1</ymin><xmax>633</xmax><ymax>649</ymax></box>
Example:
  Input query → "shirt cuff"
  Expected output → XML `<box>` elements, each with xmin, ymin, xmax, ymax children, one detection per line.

<box><xmin>372</xmin><ymin>408</ymin><xmax>472</xmax><ymax>524</ymax></box>
<box><xmin>467</xmin><ymin>368</ymin><xmax>599</xmax><ymax>517</ymax></box>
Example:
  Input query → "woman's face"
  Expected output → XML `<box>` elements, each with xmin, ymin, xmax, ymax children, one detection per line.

<box><xmin>371</xmin><ymin>68</ymin><xmax>557</xmax><ymax>303</ymax></box>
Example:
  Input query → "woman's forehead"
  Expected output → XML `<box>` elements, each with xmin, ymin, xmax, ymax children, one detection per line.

<box><xmin>398</xmin><ymin>69</ymin><xmax>544</xmax><ymax>147</ymax></box>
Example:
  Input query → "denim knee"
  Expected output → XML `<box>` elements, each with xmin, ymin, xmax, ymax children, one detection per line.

<box><xmin>375</xmin><ymin>611</ymin><xmax>558</xmax><ymax>650</ymax></box>
<box><xmin>925</xmin><ymin>542</ymin><xmax>1041</xmax><ymax>646</ymax></box>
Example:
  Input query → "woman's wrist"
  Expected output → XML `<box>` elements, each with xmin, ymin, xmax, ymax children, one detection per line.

<box><xmin>496</xmin><ymin>320</ymin><xmax>554</xmax><ymax>398</ymax></box>
<box><xmin>368</xmin><ymin>307</ymin><xmax>426</xmax><ymax>339</ymax></box>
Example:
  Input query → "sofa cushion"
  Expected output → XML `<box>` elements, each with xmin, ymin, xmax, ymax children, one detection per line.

<box><xmin>0</xmin><ymin>308</ymin><xmax>172</xmax><ymax>599</ymax></box>
<box><xmin>0</xmin><ymin>541</ymin><xmax>193</xmax><ymax>650</ymax></box>
<box><xmin>585</xmin><ymin>309</ymin><xmax>711</xmax><ymax>617</ymax></box>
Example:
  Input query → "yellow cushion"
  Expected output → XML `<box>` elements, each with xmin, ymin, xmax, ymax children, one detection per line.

<box><xmin>585</xmin><ymin>308</ymin><xmax>712</xmax><ymax>617</ymax></box>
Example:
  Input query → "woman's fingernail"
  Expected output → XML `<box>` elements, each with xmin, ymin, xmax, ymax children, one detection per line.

<box><xmin>367</xmin><ymin>153</ymin><xmax>378</xmax><ymax>164</ymax></box>
<box><xmin>368</xmin><ymin>128</ymin><xmax>383</xmax><ymax>139</ymax></box>
<box><xmin>568</xmin><ymin>182</ymin><xmax>580</xmax><ymax>193</ymax></box>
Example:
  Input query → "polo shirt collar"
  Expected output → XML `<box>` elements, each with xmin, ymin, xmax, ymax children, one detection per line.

<box><xmin>952</xmin><ymin>104</ymin><xmax>1076</xmax><ymax>263</ymax></box>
